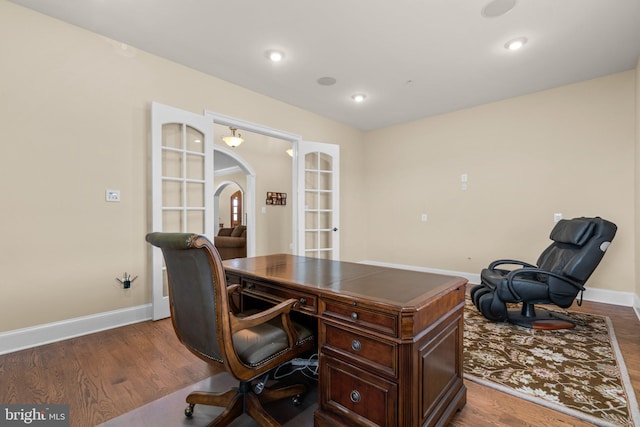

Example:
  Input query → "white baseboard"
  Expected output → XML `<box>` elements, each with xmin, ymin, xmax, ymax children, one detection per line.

<box><xmin>360</xmin><ymin>260</ymin><xmax>639</xmax><ymax>312</ymax></box>
<box><xmin>0</xmin><ymin>304</ymin><xmax>152</xmax><ymax>356</ymax></box>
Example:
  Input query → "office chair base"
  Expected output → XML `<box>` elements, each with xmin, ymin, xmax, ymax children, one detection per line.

<box><xmin>185</xmin><ymin>380</ymin><xmax>306</xmax><ymax>427</ymax></box>
<box><xmin>507</xmin><ymin>305</ymin><xmax>575</xmax><ymax>330</ymax></box>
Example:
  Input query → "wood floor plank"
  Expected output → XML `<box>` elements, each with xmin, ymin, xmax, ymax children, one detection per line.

<box><xmin>0</xmin><ymin>296</ymin><xmax>638</xmax><ymax>426</ymax></box>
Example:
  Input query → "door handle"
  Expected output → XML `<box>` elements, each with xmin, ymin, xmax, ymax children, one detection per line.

<box><xmin>332</xmin><ymin>227</ymin><xmax>338</xmax><ymax>232</ymax></box>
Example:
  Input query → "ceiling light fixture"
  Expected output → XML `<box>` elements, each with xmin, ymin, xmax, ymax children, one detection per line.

<box><xmin>265</xmin><ymin>50</ymin><xmax>284</xmax><ymax>62</ymax></box>
<box><xmin>351</xmin><ymin>94</ymin><xmax>366</xmax><ymax>103</ymax></box>
<box><xmin>222</xmin><ymin>127</ymin><xmax>244</xmax><ymax>148</ymax></box>
<box><xmin>505</xmin><ymin>37</ymin><xmax>527</xmax><ymax>51</ymax></box>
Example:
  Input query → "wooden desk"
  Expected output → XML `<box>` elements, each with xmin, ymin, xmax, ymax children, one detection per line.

<box><xmin>224</xmin><ymin>254</ymin><xmax>467</xmax><ymax>427</ymax></box>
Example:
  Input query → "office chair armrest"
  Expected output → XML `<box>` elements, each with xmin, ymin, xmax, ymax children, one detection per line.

<box><xmin>508</xmin><ymin>268</ymin><xmax>586</xmax><ymax>292</ymax></box>
<box><xmin>231</xmin><ymin>298</ymin><xmax>295</xmax><ymax>330</ymax></box>
<box><xmin>227</xmin><ymin>284</ymin><xmax>242</xmax><ymax>313</ymax></box>
<box><xmin>230</xmin><ymin>298</ymin><xmax>299</xmax><ymax>340</ymax></box>
<box><xmin>489</xmin><ymin>259</ymin><xmax>537</xmax><ymax>270</ymax></box>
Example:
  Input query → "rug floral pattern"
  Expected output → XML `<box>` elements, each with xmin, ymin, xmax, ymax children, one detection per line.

<box><xmin>464</xmin><ymin>296</ymin><xmax>639</xmax><ymax>427</ymax></box>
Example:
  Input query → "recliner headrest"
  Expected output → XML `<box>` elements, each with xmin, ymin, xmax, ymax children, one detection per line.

<box><xmin>549</xmin><ymin>218</ymin><xmax>595</xmax><ymax>246</ymax></box>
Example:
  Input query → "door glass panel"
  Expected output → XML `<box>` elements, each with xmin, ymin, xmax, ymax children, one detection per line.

<box><xmin>186</xmin><ymin>154</ymin><xmax>204</xmax><ymax>180</ymax></box>
<box><xmin>186</xmin><ymin>126</ymin><xmax>204</xmax><ymax>153</ymax></box>
<box><xmin>305</xmin><ymin>190</ymin><xmax>318</xmax><ymax>209</ymax></box>
<box><xmin>163</xmin><ymin>210</ymin><xmax>182</xmax><ymax>231</ymax></box>
<box><xmin>319</xmin><ymin>231</ymin><xmax>332</xmax><ymax>248</ymax></box>
<box><xmin>187</xmin><ymin>210</ymin><xmax>205</xmax><ymax>234</ymax></box>
<box><xmin>305</xmin><ymin>171</ymin><xmax>318</xmax><ymax>190</ymax></box>
<box><xmin>187</xmin><ymin>182</ymin><xmax>204</xmax><ymax>207</ymax></box>
<box><xmin>319</xmin><ymin>192</ymin><xmax>332</xmax><ymax>210</ymax></box>
<box><xmin>305</xmin><ymin>152</ymin><xmax>318</xmax><ymax>169</ymax></box>
<box><xmin>305</xmin><ymin>211</ymin><xmax>318</xmax><ymax>229</ymax></box>
<box><xmin>318</xmin><ymin>171</ymin><xmax>332</xmax><ymax>190</ymax></box>
<box><xmin>319</xmin><ymin>212</ymin><xmax>331</xmax><ymax>229</ymax></box>
<box><xmin>163</xmin><ymin>181</ymin><xmax>182</xmax><ymax>207</ymax></box>
<box><xmin>318</xmin><ymin>153</ymin><xmax>332</xmax><ymax>171</ymax></box>
<box><xmin>162</xmin><ymin>151</ymin><xmax>183</xmax><ymax>178</ymax></box>
<box><xmin>162</xmin><ymin>123</ymin><xmax>182</xmax><ymax>149</ymax></box>
<box><xmin>305</xmin><ymin>231</ymin><xmax>317</xmax><ymax>249</ymax></box>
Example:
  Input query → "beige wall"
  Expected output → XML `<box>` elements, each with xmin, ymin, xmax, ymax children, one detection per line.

<box><xmin>0</xmin><ymin>2</ymin><xmax>366</xmax><ymax>332</ymax></box>
<box><xmin>364</xmin><ymin>71</ymin><xmax>636</xmax><ymax>293</ymax></box>
<box><xmin>1</xmin><ymin>1</ymin><xmax>637</xmax><ymax>334</ymax></box>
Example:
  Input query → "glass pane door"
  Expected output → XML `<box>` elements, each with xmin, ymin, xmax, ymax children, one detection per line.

<box><xmin>151</xmin><ymin>102</ymin><xmax>213</xmax><ymax>319</ymax></box>
<box><xmin>298</xmin><ymin>141</ymin><xmax>339</xmax><ymax>259</ymax></box>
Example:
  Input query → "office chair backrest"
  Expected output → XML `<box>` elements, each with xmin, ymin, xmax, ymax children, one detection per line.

<box><xmin>536</xmin><ymin>217</ymin><xmax>617</xmax><ymax>304</ymax></box>
<box><xmin>146</xmin><ymin>232</ymin><xmax>225</xmax><ymax>364</ymax></box>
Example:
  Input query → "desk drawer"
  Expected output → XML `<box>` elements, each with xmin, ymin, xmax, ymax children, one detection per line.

<box><xmin>323</xmin><ymin>323</ymin><xmax>397</xmax><ymax>378</ymax></box>
<box><xmin>243</xmin><ymin>279</ymin><xmax>317</xmax><ymax>314</ymax></box>
<box><xmin>322</xmin><ymin>300</ymin><xmax>397</xmax><ymax>337</ymax></box>
<box><xmin>321</xmin><ymin>356</ymin><xmax>397</xmax><ymax>427</ymax></box>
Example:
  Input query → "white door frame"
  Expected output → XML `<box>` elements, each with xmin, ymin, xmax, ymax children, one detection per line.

<box><xmin>205</xmin><ymin>111</ymin><xmax>302</xmax><ymax>254</ymax></box>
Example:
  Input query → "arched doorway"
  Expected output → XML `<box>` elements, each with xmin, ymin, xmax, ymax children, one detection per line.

<box><xmin>214</xmin><ymin>146</ymin><xmax>256</xmax><ymax>257</ymax></box>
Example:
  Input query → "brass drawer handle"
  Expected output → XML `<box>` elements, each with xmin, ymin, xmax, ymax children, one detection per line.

<box><xmin>299</xmin><ymin>297</ymin><xmax>306</xmax><ymax>305</ymax></box>
<box><xmin>351</xmin><ymin>312</ymin><xmax>358</xmax><ymax>320</ymax></box>
<box><xmin>350</xmin><ymin>390</ymin><xmax>361</xmax><ymax>403</ymax></box>
<box><xmin>351</xmin><ymin>339</ymin><xmax>362</xmax><ymax>352</ymax></box>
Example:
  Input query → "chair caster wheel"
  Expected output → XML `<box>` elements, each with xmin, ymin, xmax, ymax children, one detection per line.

<box><xmin>292</xmin><ymin>395</ymin><xmax>303</xmax><ymax>406</ymax></box>
<box><xmin>185</xmin><ymin>403</ymin><xmax>195</xmax><ymax>418</ymax></box>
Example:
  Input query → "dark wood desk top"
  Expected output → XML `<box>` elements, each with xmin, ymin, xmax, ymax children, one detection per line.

<box><xmin>223</xmin><ymin>254</ymin><xmax>467</xmax><ymax>309</ymax></box>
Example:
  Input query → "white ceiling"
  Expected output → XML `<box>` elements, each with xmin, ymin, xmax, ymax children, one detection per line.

<box><xmin>10</xmin><ymin>0</ymin><xmax>640</xmax><ymax>131</ymax></box>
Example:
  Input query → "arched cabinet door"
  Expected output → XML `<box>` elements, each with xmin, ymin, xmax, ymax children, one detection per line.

<box><xmin>297</xmin><ymin>141</ymin><xmax>340</xmax><ymax>260</ymax></box>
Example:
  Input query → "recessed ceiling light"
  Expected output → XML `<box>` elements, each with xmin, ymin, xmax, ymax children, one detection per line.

<box><xmin>482</xmin><ymin>0</ymin><xmax>517</xmax><ymax>18</ymax></box>
<box><xmin>351</xmin><ymin>94</ymin><xmax>366</xmax><ymax>103</ymax></box>
<box><xmin>505</xmin><ymin>37</ymin><xmax>527</xmax><ymax>51</ymax></box>
<box><xmin>265</xmin><ymin>50</ymin><xmax>284</xmax><ymax>62</ymax></box>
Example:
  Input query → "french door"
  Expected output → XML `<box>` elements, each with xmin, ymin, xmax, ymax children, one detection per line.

<box><xmin>150</xmin><ymin>102</ymin><xmax>214</xmax><ymax>319</ymax></box>
<box><xmin>297</xmin><ymin>141</ymin><xmax>340</xmax><ymax>259</ymax></box>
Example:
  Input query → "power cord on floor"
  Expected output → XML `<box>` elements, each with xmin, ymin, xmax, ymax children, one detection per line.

<box><xmin>273</xmin><ymin>353</ymin><xmax>319</xmax><ymax>381</ymax></box>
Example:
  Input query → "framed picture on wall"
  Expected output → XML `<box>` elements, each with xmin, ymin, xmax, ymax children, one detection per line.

<box><xmin>266</xmin><ymin>192</ymin><xmax>287</xmax><ymax>205</ymax></box>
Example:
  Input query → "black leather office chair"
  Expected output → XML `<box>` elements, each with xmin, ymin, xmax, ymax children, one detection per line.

<box><xmin>146</xmin><ymin>232</ymin><xmax>315</xmax><ymax>426</ymax></box>
<box><xmin>471</xmin><ymin>217</ymin><xmax>616</xmax><ymax>329</ymax></box>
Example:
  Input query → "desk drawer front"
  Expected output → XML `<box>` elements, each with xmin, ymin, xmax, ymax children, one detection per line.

<box><xmin>243</xmin><ymin>279</ymin><xmax>317</xmax><ymax>314</ymax></box>
<box><xmin>323</xmin><ymin>300</ymin><xmax>397</xmax><ymax>337</ymax></box>
<box><xmin>321</xmin><ymin>357</ymin><xmax>397</xmax><ymax>427</ymax></box>
<box><xmin>323</xmin><ymin>323</ymin><xmax>397</xmax><ymax>377</ymax></box>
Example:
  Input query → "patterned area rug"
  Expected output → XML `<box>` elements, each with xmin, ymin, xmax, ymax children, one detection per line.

<box><xmin>464</xmin><ymin>296</ymin><xmax>640</xmax><ymax>427</ymax></box>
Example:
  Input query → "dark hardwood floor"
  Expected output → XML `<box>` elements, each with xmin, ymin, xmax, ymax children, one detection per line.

<box><xmin>1</xmin><ymin>296</ymin><xmax>638</xmax><ymax>427</ymax></box>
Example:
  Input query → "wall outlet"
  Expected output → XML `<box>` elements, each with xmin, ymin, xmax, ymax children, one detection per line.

<box><xmin>421</xmin><ymin>213</ymin><xmax>428</xmax><ymax>222</ymax></box>
<box><xmin>554</xmin><ymin>213</ymin><xmax>563</xmax><ymax>223</ymax></box>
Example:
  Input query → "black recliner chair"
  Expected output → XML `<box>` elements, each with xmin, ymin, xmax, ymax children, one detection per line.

<box><xmin>471</xmin><ymin>217</ymin><xmax>616</xmax><ymax>329</ymax></box>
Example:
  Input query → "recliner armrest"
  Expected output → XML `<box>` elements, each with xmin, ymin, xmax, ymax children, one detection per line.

<box><xmin>507</xmin><ymin>268</ymin><xmax>586</xmax><ymax>292</ymax></box>
<box><xmin>489</xmin><ymin>259</ymin><xmax>537</xmax><ymax>270</ymax></box>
